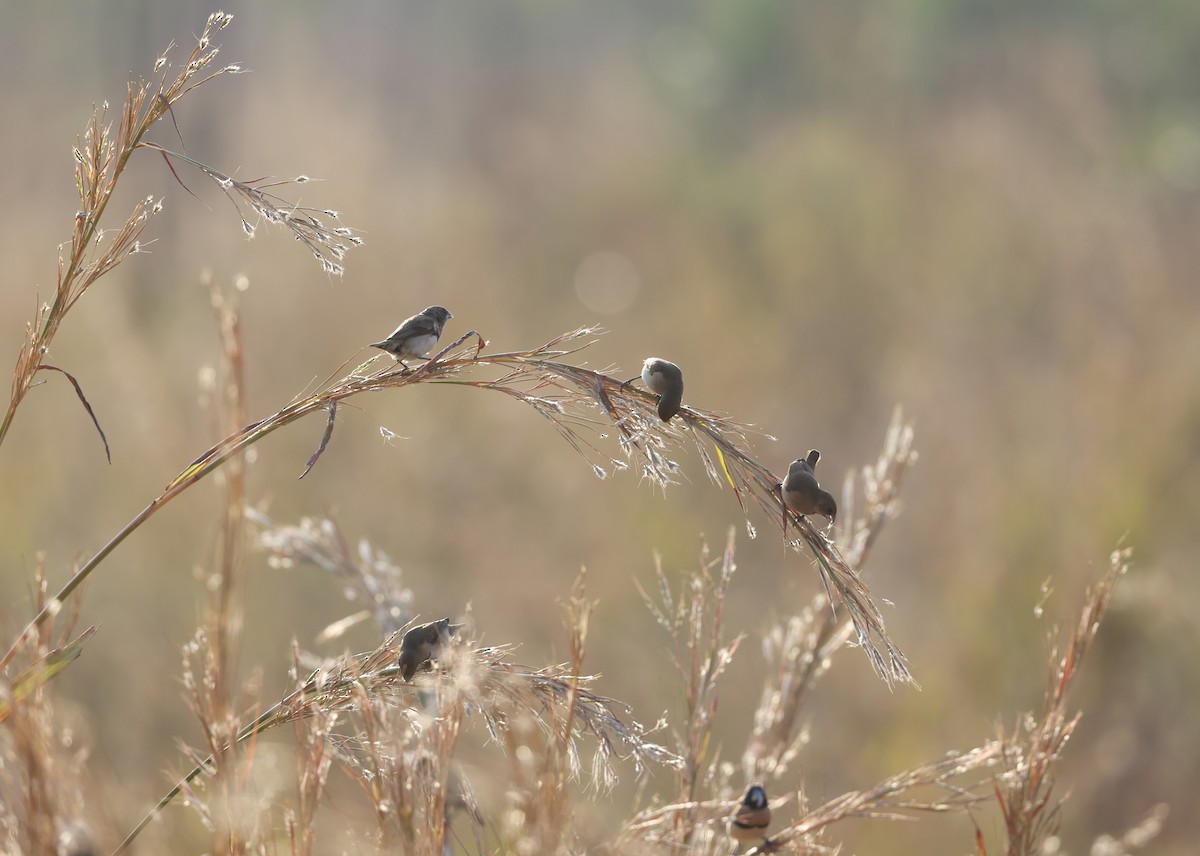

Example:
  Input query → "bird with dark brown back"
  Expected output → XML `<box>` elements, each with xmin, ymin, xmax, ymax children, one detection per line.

<box><xmin>781</xmin><ymin>449</ymin><xmax>837</xmax><ymax>525</ymax></box>
<box><xmin>727</xmin><ymin>784</ymin><xmax>771</xmax><ymax>853</ymax></box>
<box><xmin>370</xmin><ymin>306</ymin><xmax>453</xmax><ymax>367</ymax></box>
<box><xmin>398</xmin><ymin>618</ymin><xmax>461</xmax><ymax>681</ymax></box>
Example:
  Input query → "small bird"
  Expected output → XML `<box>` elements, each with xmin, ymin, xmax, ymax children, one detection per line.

<box><xmin>370</xmin><ymin>306</ymin><xmax>453</xmax><ymax>367</ymax></box>
<box><xmin>727</xmin><ymin>784</ymin><xmax>771</xmax><ymax>851</ymax></box>
<box><xmin>398</xmin><ymin>618</ymin><xmax>460</xmax><ymax>681</ymax></box>
<box><xmin>781</xmin><ymin>450</ymin><xmax>837</xmax><ymax>525</ymax></box>
<box><xmin>625</xmin><ymin>357</ymin><xmax>685</xmax><ymax>421</ymax></box>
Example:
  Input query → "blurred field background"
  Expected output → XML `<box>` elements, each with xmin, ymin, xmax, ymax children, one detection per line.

<box><xmin>2</xmin><ymin>1</ymin><xmax>1199</xmax><ymax>852</ymax></box>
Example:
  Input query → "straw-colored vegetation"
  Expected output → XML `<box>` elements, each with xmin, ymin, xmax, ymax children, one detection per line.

<box><xmin>0</xmin><ymin>7</ymin><xmax>1188</xmax><ymax>855</ymax></box>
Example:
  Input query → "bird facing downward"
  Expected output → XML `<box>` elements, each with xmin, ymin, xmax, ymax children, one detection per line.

<box><xmin>638</xmin><ymin>357</ymin><xmax>685</xmax><ymax>422</ymax></box>
<box><xmin>781</xmin><ymin>449</ymin><xmax>837</xmax><ymax>524</ymax></box>
<box><xmin>727</xmin><ymin>784</ymin><xmax>771</xmax><ymax>851</ymax></box>
<box><xmin>398</xmin><ymin>618</ymin><xmax>461</xmax><ymax>681</ymax></box>
<box><xmin>370</xmin><ymin>306</ymin><xmax>453</xmax><ymax>366</ymax></box>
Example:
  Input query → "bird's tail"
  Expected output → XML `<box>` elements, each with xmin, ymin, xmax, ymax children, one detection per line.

<box><xmin>657</xmin><ymin>388</ymin><xmax>683</xmax><ymax>422</ymax></box>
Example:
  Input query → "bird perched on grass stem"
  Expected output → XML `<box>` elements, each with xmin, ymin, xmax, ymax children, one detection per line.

<box><xmin>624</xmin><ymin>357</ymin><xmax>684</xmax><ymax>421</ymax></box>
<box><xmin>781</xmin><ymin>449</ymin><xmax>837</xmax><ymax>527</ymax></box>
<box><xmin>370</xmin><ymin>306</ymin><xmax>453</xmax><ymax>367</ymax></box>
<box><xmin>398</xmin><ymin>618</ymin><xmax>461</xmax><ymax>681</ymax></box>
<box><xmin>727</xmin><ymin>784</ymin><xmax>771</xmax><ymax>852</ymax></box>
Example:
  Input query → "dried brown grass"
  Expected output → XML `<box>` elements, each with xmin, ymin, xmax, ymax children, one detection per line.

<box><xmin>983</xmin><ymin>550</ymin><xmax>1129</xmax><ymax>856</ymax></box>
<box><xmin>0</xmin><ymin>11</ymin><xmax>360</xmax><ymax>675</ymax></box>
<box><xmin>0</xmin><ymin>12</ymin><xmax>1164</xmax><ymax>856</ymax></box>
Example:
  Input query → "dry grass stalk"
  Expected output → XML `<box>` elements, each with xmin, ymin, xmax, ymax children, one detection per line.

<box><xmin>618</xmin><ymin>742</ymin><xmax>1002</xmax><ymax>856</ymax></box>
<box><xmin>2</xmin><ymin>323</ymin><xmax>918</xmax><ymax>853</ymax></box>
<box><xmin>328</xmin><ymin>669</ymin><xmax>486</xmax><ymax>855</ymax></box>
<box><xmin>198</xmin><ymin>278</ymin><xmax>251</xmax><ymax>724</ymax></box>
<box><xmin>496</xmin><ymin>573</ymin><xmax>599</xmax><ymax>854</ymax></box>
<box><xmin>0</xmin><ymin>12</ymin><xmax>361</xmax><ymax>674</ymax></box>
<box><xmin>285</xmin><ymin>647</ymin><xmax>337</xmax><ymax>856</ymax></box>
<box><xmin>636</xmin><ymin>530</ymin><xmax>742</xmax><ymax>849</ymax></box>
<box><xmin>416</xmin><ymin>331</ymin><xmax>911</xmax><ymax>685</ymax></box>
<box><xmin>764</xmin><ymin>742</ymin><xmax>1003</xmax><ymax>852</ymax></box>
<box><xmin>336</xmin><ymin>676</ymin><xmax>463</xmax><ymax>853</ymax></box>
<box><xmin>0</xmin><ymin>561</ymin><xmax>95</xmax><ymax>856</ymax></box>
<box><xmin>172</xmin><ymin>280</ymin><xmax>266</xmax><ymax>855</ymax></box>
<box><xmin>1</xmin><ymin>328</ymin><xmax>916</xmax><ymax>851</ymax></box>
<box><xmin>178</xmin><ymin>628</ymin><xmax>271</xmax><ymax>854</ymax></box>
<box><xmin>142</xmin><ymin>145</ymin><xmax>362</xmax><ymax>277</ymax></box>
<box><xmin>466</xmin><ymin>647</ymin><xmax>680</xmax><ymax>787</ymax></box>
<box><xmin>454</xmin><ymin>335</ymin><xmax>914</xmax><ymax>687</ymax></box>
<box><xmin>247</xmin><ymin>510</ymin><xmax>414</xmax><ymax>638</ymax></box>
<box><xmin>613</xmin><ymin>513</ymin><xmax>978</xmax><ymax>856</ymax></box>
<box><xmin>1</xmin><ymin>12</ymin><xmax>236</xmax><ymax>452</ymax></box>
<box><xmin>745</xmin><ymin>412</ymin><xmax>917</xmax><ymax>782</ymax></box>
<box><xmin>116</xmin><ymin>622</ymin><xmax>679</xmax><ymax>853</ymax></box>
<box><xmin>2</xmin><ymin>327</ymin><xmax>907</xmax><ymax>686</ymax></box>
<box><xmin>984</xmin><ymin>549</ymin><xmax>1129</xmax><ymax>856</ymax></box>
<box><xmin>622</xmin><ymin>540</ymin><xmax>1129</xmax><ymax>856</ymax></box>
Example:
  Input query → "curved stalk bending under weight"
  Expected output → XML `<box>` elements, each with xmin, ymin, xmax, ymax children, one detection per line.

<box><xmin>2</xmin><ymin>327</ymin><xmax>913</xmax><ymax>687</ymax></box>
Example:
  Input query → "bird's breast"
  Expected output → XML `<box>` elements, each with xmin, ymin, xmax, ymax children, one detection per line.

<box><xmin>642</xmin><ymin>367</ymin><xmax>670</xmax><ymax>394</ymax></box>
<box><xmin>399</xmin><ymin>333</ymin><xmax>438</xmax><ymax>357</ymax></box>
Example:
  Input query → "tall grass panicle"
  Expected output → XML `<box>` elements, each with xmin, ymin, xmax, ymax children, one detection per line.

<box><xmin>248</xmin><ymin>510</ymin><xmax>415</xmax><ymax>640</ymax></box>
<box><xmin>984</xmin><ymin>549</ymin><xmax>1129</xmax><ymax>856</ymax></box>
<box><xmin>0</xmin><ymin>562</ymin><xmax>96</xmax><ymax>856</ymax></box>
<box><xmin>2</xmin><ymin>11</ymin><xmax>360</xmax><ymax>458</ymax></box>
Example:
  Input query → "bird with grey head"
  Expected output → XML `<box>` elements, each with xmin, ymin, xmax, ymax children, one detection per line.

<box><xmin>781</xmin><ymin>449</ymin><xmax>837</xmax><ymax>526</ymax></box>
<box><xmin>370</xmin><ymin>306</ymin><xmax>453</xmax><ymax>367</ymax></box>
<box><xmin>624</xmin><ymin>357</ymin><xmax>685</xmax><ymax>422</ymax></box>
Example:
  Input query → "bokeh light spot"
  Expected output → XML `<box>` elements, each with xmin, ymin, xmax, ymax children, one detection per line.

<box><xmin>573</xmin><ymin>251</ymin><xmax>641</xmax><ymax>314</ymax></box>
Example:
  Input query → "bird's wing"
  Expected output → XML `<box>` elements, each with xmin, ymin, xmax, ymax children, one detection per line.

<box><xmin>387</xmin><ymin>312</ymin><xmax>440</xmax><ymax>340</ymax></box>
<box><xmin>791</xmin><ymin>459</ymin><xmax>816</xmax><ymax>479</ymax></box>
